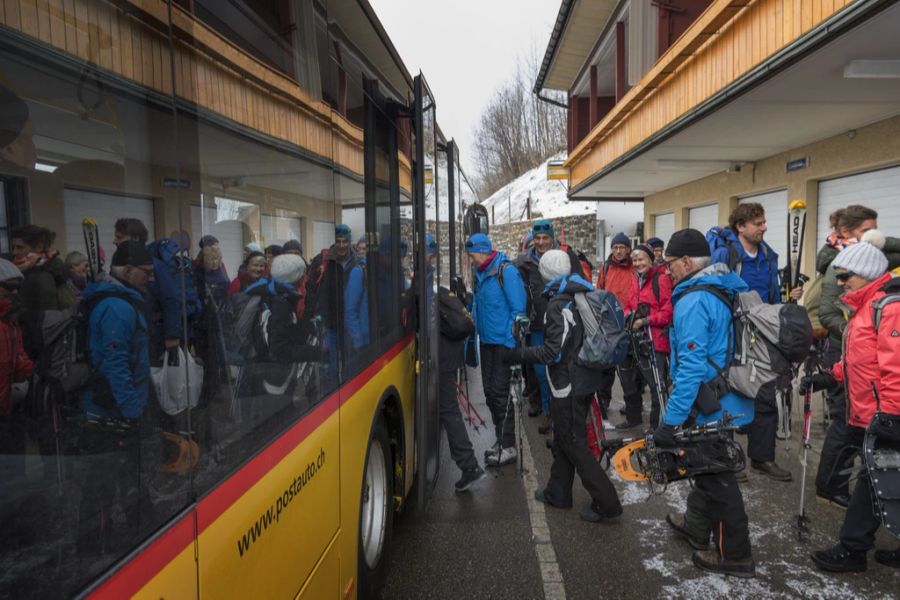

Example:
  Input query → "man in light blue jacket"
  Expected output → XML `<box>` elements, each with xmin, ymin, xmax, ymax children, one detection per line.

<box><xmin>466</xmin><ymin>233</ymin><xmax>527</xmax><ymax>466</ymax></box>
<box><xmin>655</xmin><ymin>229</ymin><xmax>756</xmax><ymax>579</ymax></box>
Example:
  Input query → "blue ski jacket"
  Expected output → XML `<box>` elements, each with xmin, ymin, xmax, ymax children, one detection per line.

<box><xmin>707</xmin><ymin>226</ymin><xmax>781</xmax><ymax>304</ymax></box>
<box><xmin>81</xmin><ymin>280</ymin><xmax>150</xmax><ymax>420</ymax></box>
<box><xmin>472</xmin><ymin>251</ymin><xmax>527</xmax><ymax>348</ymax></box>
<box><xmin>665</xmin><ymin>264</ymin><xmax>754</xmax><ymax>427</ymax></box>
<box><xmin>341</xmin><ymin>252</ymin><xmax>369</xmax><ymax>350</ymax></box>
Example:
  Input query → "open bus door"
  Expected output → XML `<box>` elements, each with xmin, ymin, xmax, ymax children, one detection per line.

<box><xmin>413</xmin><ymin>74</ymin><xmax>441</xmax><ymax>507</ymax></box>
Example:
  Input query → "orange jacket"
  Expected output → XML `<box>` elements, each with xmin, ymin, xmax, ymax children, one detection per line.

<box><xmin>596</xmin><ymin>256</ymin><xmax>633</xmax><ymax>307</ymax></box>
<box><xmin>832</xmin><ymin>273</ymin><xmax>900</xmax><ymax>427</ymax></box>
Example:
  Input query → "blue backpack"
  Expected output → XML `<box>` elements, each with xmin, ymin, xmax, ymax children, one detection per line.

<box><xmin>147</xmin><ymin>239</ymin><xmax>202</xmax><ymax>337</ymax></box>
<box><xmin>572</xmin><ymin>289</ymin><xmax>629</xmax><ymax>369</ymax></box>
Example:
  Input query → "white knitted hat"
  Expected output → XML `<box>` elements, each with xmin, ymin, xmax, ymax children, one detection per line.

<box><xmin>832</xmin><ymin>240</ymin><xmax>887</xmax><ymax>281</ymax></box>
<box><xmin>539</xmin><ymin>249</ymin><xmax>571</xmax><ymax>282</ymax></box>
<box><xmin>271</xmin><ymin>253</ymin><xmax>307</xmax><ymax>284</ymax></box>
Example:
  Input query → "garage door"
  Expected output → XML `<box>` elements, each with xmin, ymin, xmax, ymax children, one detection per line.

<box><xmin>653</xmin><ymin>212</ymin><xmax>674</xmax><ymax>246</ymax></box>
<box><xmin>64</xmin><ymin>188</ymin><xmax>155</xmax><ymax>256</ymax></box>
<box><xmin>191</xmin><ymin>205</ymin><xmax>245</xmax><ymax>279</ymax></box>
<box><xmin>817</xmin><ymin>166</ymin><xmax>900</xmax><ymax>250</ymax></box>
<box><xmin>688</xmin><ymin>203</ymin><xmax>719</xmax><ymax>236</ymax></box>
<box><xmin>739</xmin><ymin>189</ymin><xmax>787</xmax><ymax>267</ymax></box>
<box><xmin>312</xmin><ymin>220</ymin><xmax>334</xmax><ymax>256</ymax></box>
<box><xmin>261</xmin><ymin>214</ymin><xmax>302</xmax><ymax>247</ymax></box>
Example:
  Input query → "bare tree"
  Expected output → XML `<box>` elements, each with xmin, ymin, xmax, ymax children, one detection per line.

<box><xmin>473</xmin><ymin>50</ymin><xmax>567</xmax><ymax>197</ymax></box>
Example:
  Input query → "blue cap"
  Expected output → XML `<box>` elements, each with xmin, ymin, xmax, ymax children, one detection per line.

<box><xmin>335</xmin><ymin>224</ymin><xmax>352</xmax><ymax>240</ymax></box>
<box><xmin>465</xmin><ymin>233</ymin><xmax>492</xmax><ymax>254</ymax></box>
<box><xmin>646</xmin><ymin>237</ymin><xmax>664</xmax><ymax>249</ymax></box>
<box><xmin>425</xmin><ymin>233</ymin><xmax>437</xmax><ymax>254</ymax></box>
<box><xmin>611</xmin><ymin>232</ymin><xmax>631</xmax><ymax>248</ymax></box>
<box><xmin>532</xmin><ymin>218</ymin><xmax>554</xmax><ymax>238</ymax></box>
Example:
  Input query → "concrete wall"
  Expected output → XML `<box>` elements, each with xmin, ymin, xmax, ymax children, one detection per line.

<box><xmin>643</xmin><ymin>114</ymin><xmax>900</xmax><ymax>276</ymax></box>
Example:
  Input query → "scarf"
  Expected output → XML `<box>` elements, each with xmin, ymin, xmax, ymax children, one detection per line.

<box><xmin>825</xmin><ymin>231</ymin><xmax>857</xmax><ymax>252</ymax></box>
<box><xmin>14</xmin><ymin>249</ymin><xmax>58</xmax><ymax>272</ymax></box>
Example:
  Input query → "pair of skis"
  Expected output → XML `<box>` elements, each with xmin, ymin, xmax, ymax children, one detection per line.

<box><xmin>777</xmin><ymin>199</ymin><xmax>809</xmax><ymax>442</ymax></box>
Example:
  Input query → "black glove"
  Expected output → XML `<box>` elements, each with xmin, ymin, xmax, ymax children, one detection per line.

<box><xmin>799</xmin><ymin>373</ymin><xmax>836</xmax><ymax>394</ymax></box>
<box><xmin>502</xmin><ymin>346</ymin><xmax>523</xmax><ymax>365</ymax></box>
<box><xmin>653</xmin><ymin>423</ymin><xmax>678</xmax><ymax>448</ymax></box>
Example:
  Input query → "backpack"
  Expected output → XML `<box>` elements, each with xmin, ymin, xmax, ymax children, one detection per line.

<box><xmin>148</xmin><ymin>238</ymin><xmax>202</xmax><ymax>323</ymax></box>
<box><xmin>560</xmin><ymin>244</ymin><xmax>594</xmax><ymax>281</ymax></box>
<box><xmin>572</xmin><ymin>289</ymin><xmax>629</xmax><ymax>369</ymax></box>
<box><xmin>706</xmin><ymin>227</ymin><xmax>742</xmax><ymax>273</ymax></box>
<box><xmin>438</xmin><ymin>286</ymin><xmax>475</xmax><ymax>341</ymax></box>
<box><xmin>873</xmin><ymin>277</ymin><xmax>900</xmax><ymax>333</ymax></box>
<box><xmin>800</xmin><ymin>274</ymin><xmax>825</xmax><ymax>330</ymax></box>
<box><xmin>683</xmin><ymin>286</ymin><xmax>813</xmax><ymax>402</ymax></box>
<box><xmin>33</xmin><ymin>290</ymin><xmax>143</xmax><ymax>412</ymax></box>
<box><xmin>220</xmin><ymin>283</ymin><xmax>268</xmax><ymax>363</ymax></box>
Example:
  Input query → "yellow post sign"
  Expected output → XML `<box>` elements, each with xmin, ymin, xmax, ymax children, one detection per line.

<box><xmin>547</xmin><ymin>160</ymin><xmax>569</xmax><ymax>181</ymax></box>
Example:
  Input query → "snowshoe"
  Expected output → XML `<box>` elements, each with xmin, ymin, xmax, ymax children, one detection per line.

<box><xmin>864</xmin><ymin>412</ymin><xmax>900</xmax><ymax>538</ymax></box>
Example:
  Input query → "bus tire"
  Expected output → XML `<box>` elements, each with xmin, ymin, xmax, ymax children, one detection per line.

<box><xmin>357</xmin><ymin>416</ymin><xmax>394</xmax><ymax>599</ymax></box>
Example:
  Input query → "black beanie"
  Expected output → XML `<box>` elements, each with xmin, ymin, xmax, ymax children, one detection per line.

<box><xmin>664</xmin><ymin>229</ymin><xmax>710</xmax><ymax>258</ymax></box>
<box><xmin>112</xmin><ymin>240</ymin><xmax>153</xmax><ymax>267</ymax></box>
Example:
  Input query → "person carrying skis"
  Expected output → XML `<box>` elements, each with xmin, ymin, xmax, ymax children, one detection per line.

<box><xmin>813</xmin><ymin>207</ymin><xmax>900</xmax><ymax>508</ymax></box>
<box><xmin>807</xmin><ymin>238</ymin><xmax>900</xmax><ymax>572</ymax></box>
<box><xmin>466</xmin><ymin>233</ymin><xmax>527</xmax><ymax>467</ymax></box>
<box><xmin>510</xmin><ymin>249</ymin><xmax>622</xmax><ymax>522</ymax></box>
<box><xmin>515</xmin><ymin>219</ymin><xmax>584</xmax><ymax>432</ymax></box>
<box><xmin>658</xmin><ymin>228</ymin><xmax>756</xmax><ymax>578</ymax></box>
<box><xmin>707</xmin><ymin>203</ymin><xmax>798</xmax><ymax>482</ymax></box>
<box><xmin>619</xmin><ymin>244</ymin><xmax>673</xmax><ymax>429</ymax></box>
<box><xmin>595</xmin><ymin>232</ymin><xmax>634</xmax><ymax>420</ymax></box>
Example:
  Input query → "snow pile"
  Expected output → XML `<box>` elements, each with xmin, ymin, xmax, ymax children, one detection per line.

<box><xmin>481</xmin><ymin>153</ymin><xmax>595</xmax><ymax>224</ymax></box>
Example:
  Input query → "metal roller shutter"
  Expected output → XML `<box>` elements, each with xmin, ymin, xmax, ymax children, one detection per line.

<box><xmin>191</xmin><ymin>205</ymin><xmax>244</xmax><ymax>279</ymax></box>
<box><xmin>739</xmin><ymin>189</ymin><xmax>788</xmax><ymax>267</ymax></box>
<box><xmin>313</xmin><ymin>220</ymin><xmax>334</xmax><ymax>256</ymax></box>
<box><xmin>261</xmin><ymin>214</ymin><xmax>302</xmax><ymax>247</ymax></box>
<box><xmin>688</xmin><ymin>203</ymin><xmax>719</xmax><ymax>236</ymax></box>
<box><xmin>817</xmin><ymin>166</ymin><xmax>900</xmax><ymax>250</ymax></box>
<box><xmin>64</xmin><ymin>188</ymin><xmax>155</xmax><ymax>256</ymax></box>
<box><xmin>653</xmin><ymin>212</ymin><xmax>674</xmax><ymax>246</ymax></box>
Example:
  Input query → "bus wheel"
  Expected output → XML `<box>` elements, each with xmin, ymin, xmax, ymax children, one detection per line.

<box><xmin>358</xmin><ymin>417</ymin><xmax>394</xmax><ymax>598</ymax></box>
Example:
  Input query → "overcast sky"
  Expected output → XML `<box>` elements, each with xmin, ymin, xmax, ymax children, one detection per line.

<box><xmin>368</xmin><ymin>0</ymin><xmax>561</xmax><ymax>178</ymax></box>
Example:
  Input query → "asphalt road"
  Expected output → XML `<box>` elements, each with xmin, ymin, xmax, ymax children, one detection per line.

<box><xmin>384</xmin><ymin>367</ymin><xmax>900</xmax><ymax>599</ymax></box>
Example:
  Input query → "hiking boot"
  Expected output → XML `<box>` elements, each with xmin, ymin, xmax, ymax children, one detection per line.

<box><xmin>580</xmin><ymin>503</ymin><xmax>623</xmax><ymax>523</ymax></box>
<box><xmin>666</xmin><ymin>513</ymin><xmax>710</xmax><ymax>550</ymax></box>
<box><xmin>874</xmin><ymin>547</ymin><xmax>900</xmax><ymax>568</ymax></box>
<box><xmin>485</xmin><ymin>446</ymin><xmax>516</xmax><ymax>467</ymax></box>
<box><xmin>483</xmin><ymin>444</ymin><xmax>500</xmax><ymax>461</ymax></box>
<box><xmin>811</xmin><ymin>544</ymin><xmax>867</xmax><ymax>573</ymax></box>
<box><xmin>816</xmin><ymin>489</ymin><xmax>850</xmax><ymax>509</ymax></box>
<box><xmin>616</xmin><ymin>419</ymin><xmax>641</xmax><ymax>431</ymax></box>
<box><xmin>692</xmin><ymin>550</ymin><xmax>756</xmax><ymax>578</ymax></box>
<box><xmin>454</xmin><ymin>467</ymin><xmax>486</xmax><ymax>492</ymax></box>
<box><xmin>734</xmin><ymin>470</ymin><xmax>749</xmax><ymax>484</ymax></box>
<box><xmin>534</xmin><ymin>488</ymin><xmax>572</xmax><ymax>509</ymax></box>
<box><xmin>750</xmin><ymin>460</ymin><xmax>792</xmax><ymax>482</ymax></box>
<box><xmin>538</xmin><ymin>420</ymin><xmax>553</xmax><ymax>435</ymax></box>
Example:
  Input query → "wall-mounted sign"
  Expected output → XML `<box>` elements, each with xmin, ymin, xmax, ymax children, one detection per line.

<box><xmin>547</xmin><ymin>160</ymin><xmax>569</xmax><ymax>181</ymax></box>
<box><xmin>786</xmin><ymin>157</ymin><xmax>809</xmax><ymax>173</ymax></box>
<box><xmin>162</xmin><ymin>177</ymin><xmax>191</xmax><ymax>189</ymax></box>
<box><xmin>423</xmin><ymin>165</ymin><xmax>434</xmax><ymax>184</ymax></box>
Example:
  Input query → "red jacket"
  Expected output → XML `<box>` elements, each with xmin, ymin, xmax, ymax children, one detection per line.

<box><xmin>0</xmin><ymin>300</ymin><xmax>33</xmax><ymax>417</ymax></box>
<box><xmin>832</xmin><ymin>273</ymin><xmax>900</xmax><ymax>427</ymax></box>
<box><xmin>624</xmin><ymin>265</ymin><xmax>673</xmax><ymax>353</ymax></box>
<box><xmin>596</xmin><ymin>256</ymin><xmax>633</xmax><ymax>307</ymax></box>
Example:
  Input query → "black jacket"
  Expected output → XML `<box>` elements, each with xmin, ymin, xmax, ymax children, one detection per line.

<box><xmin>516</xmin><ymin>274</ymin><xmax>601</xmax><ymax>398</ymax></box>
<box><xmin>515</xmin><ymin>246</ymin><xmax>584</xmax><ymax>331</ymax></box>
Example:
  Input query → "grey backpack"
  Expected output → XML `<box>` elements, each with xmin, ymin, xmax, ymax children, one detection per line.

<box><xmin>684</xmin><ymin>286</ymin><xmax>813</xmax><ymax>402</ymax></box>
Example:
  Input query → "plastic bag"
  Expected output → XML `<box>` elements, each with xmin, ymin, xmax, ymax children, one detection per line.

<box><xmin>153</xmin><ymin>348</ymin><xmax>203</xmax><ymax>416</ymax></box>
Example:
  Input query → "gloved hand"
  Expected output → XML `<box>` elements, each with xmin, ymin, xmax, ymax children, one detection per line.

<box><xmin>799</xmin><ymin>372</ymin><xmax>836</xmax><ymax>394</ymax></box>
<box><xmin>513</xmin><ymin>315</ymin><xmax>530</xmax><ymax>339</ymax></box>
<box><xmin>502</xmin><ymin>346</ymin><xmax>523</xmax><ymax>365</ymax></box>
<box><xmin>653</xmin><ymin>423</ymin><xmax>678</xmax><ymax>448</ymax></box>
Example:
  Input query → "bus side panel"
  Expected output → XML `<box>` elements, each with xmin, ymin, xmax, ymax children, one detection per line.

<box><xmin>338</xmin><ymin>341</ymin><xmax>416</xmax><ymax>596</ymax></box>
<box><xmin>133</xmin><ymin>542</ymin><xmax>199</xmax><ymax>600</ymax></box>
<box><xmin>401</xmin><ymin>344</ymin><xmax>417</xmax><ymax>498</ymax></box>
<box><xmin>197</xmin><ymin>399</ymin><xmax>341</xmax><ymax>598</ymax></box>
<box><xmin>297</xmin><ymin>534</ymin><xmax>341</xmax><ymax>599</ymax></box>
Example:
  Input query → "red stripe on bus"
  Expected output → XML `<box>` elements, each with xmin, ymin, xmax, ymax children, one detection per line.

<box><xmin>90</xmin><ymin>333</ymin><xmax>414</xmax><ymax>597</ymax></box>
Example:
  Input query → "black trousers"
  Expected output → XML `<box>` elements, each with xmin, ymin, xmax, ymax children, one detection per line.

<box><xmin>544</xmin><ymin>393</ymin><xmax>621</xmax><ymax>514</ymax></box>
<box><xmin>747</xmin><ymin>388</ymin><xmax>779</xmax><ymax>463</ymax></box>
<box><xmin>684</xmin><ymin>469</ymin><xmax>752</xmax><ymax>560</ymax></box>
<box><xmin>618</xmin><ymin>351</ymin><xmax>668</xmax><ymax>428</ymax></box>
<box><xmin>595</xmin><ymin>367</ymin><xmax>616</xmax><ymax>417</ymax></box>
<box><xmin>479</xmin><ymin>343</ymin><xmax>515</xmax><ymax>449</ymax></box>
<box><xmin>840</xmin><ymin>426</ymin><xmax>881</xmax><ymax>553</ymax></box>
<box><xmin>438</xmin><ymin>370</ymin><xmax>478</xmax><ymax>473</ymax></box>
<box><xmin>815</xmin><ymin>385</ymin><xmax>855</xmax><ymax>496</ymax></box>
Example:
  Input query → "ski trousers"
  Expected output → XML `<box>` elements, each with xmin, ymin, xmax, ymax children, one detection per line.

<box><xmin>684</xmin><ymin>469</ymin><xmax>752</xmax><ymax>561</ymax></box>
<box><xmin>839</xmin><ymin>426</ymin><xmax>881</xmax><ymax>553</ymax></box>
<box><xmin>438</xmin><ymin>369</ymin><xmax>478</xmax><ymax>473</ymax></box>
<box><xmin>543</xmin><ymin>393</ymin><xmax>621</xmax><ymax>514</ymax></box>
<box><xmin>618</xmin><ymin>350</ymin><xmax>668</xmax><ymax>428</ymax></box>
<box><xmin>529</xmin><ymin>330</ymin><xmax>551</xmax><ymax>416</ymax></box>
<box><xmin>479</xmin><ymin>343</ymin><xmax>515</xmax><ymax>449</ymax></box>
<box><xmin>747</xmin><ymin>387</ymin><xmax>779</xmax><ymax>463</ymax></box>
<box><xmin>816</xmin><ymin>347</ymin><xmax>854</xmax><ymax>496</ymax></box>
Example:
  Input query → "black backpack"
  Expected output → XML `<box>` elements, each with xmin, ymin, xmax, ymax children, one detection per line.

<box><xmin>438</xmin><ymin>286</ymin><xmax>475</xmax><ymax>341</ymax></box>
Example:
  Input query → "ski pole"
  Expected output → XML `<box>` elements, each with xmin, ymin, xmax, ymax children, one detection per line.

<box><xmin>797</xmin><ymin>377</ymin><xmax>813</xmax><ymax>540</ymax></box>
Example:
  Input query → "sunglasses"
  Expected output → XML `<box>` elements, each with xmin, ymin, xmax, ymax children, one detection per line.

<box><xmin>835</xmin><ymin>271</ymin><xmax>857</xmax><ymax>282</ymax></box>
<box><xmin>533</xmin><ymin>223</ymin><xmax>552</xmax><ymax>234</ymax></box>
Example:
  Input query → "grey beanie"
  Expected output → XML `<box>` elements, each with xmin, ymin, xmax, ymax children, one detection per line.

<box><xmin>0</xmin><ymin>258</ymin><xmax>23</xmax><ymax>281</ymax></box>
<box><xmin>832</xmin><ymin>240</ymin><xmax>888</xmax><ymax>281</ymax></box>
<box><xmin>539</xmin><ymin>249</ymin><xmax>571</xmax><ymax>282</ymax></box>
<box><xmin>271</xmin><ymin>253</ymin><xmax>307</xmax><ymax>284</ymax></box>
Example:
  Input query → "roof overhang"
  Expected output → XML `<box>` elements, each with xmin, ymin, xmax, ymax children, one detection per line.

<box><xmin>571</xmin><ymin>1</ymin><xmax>900</xmax><ymax>198</ymax></box>
<box><xmin>534</xmin><ymin>0</ymin><xmax>619</xmax><ymax>94</ymax></box>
